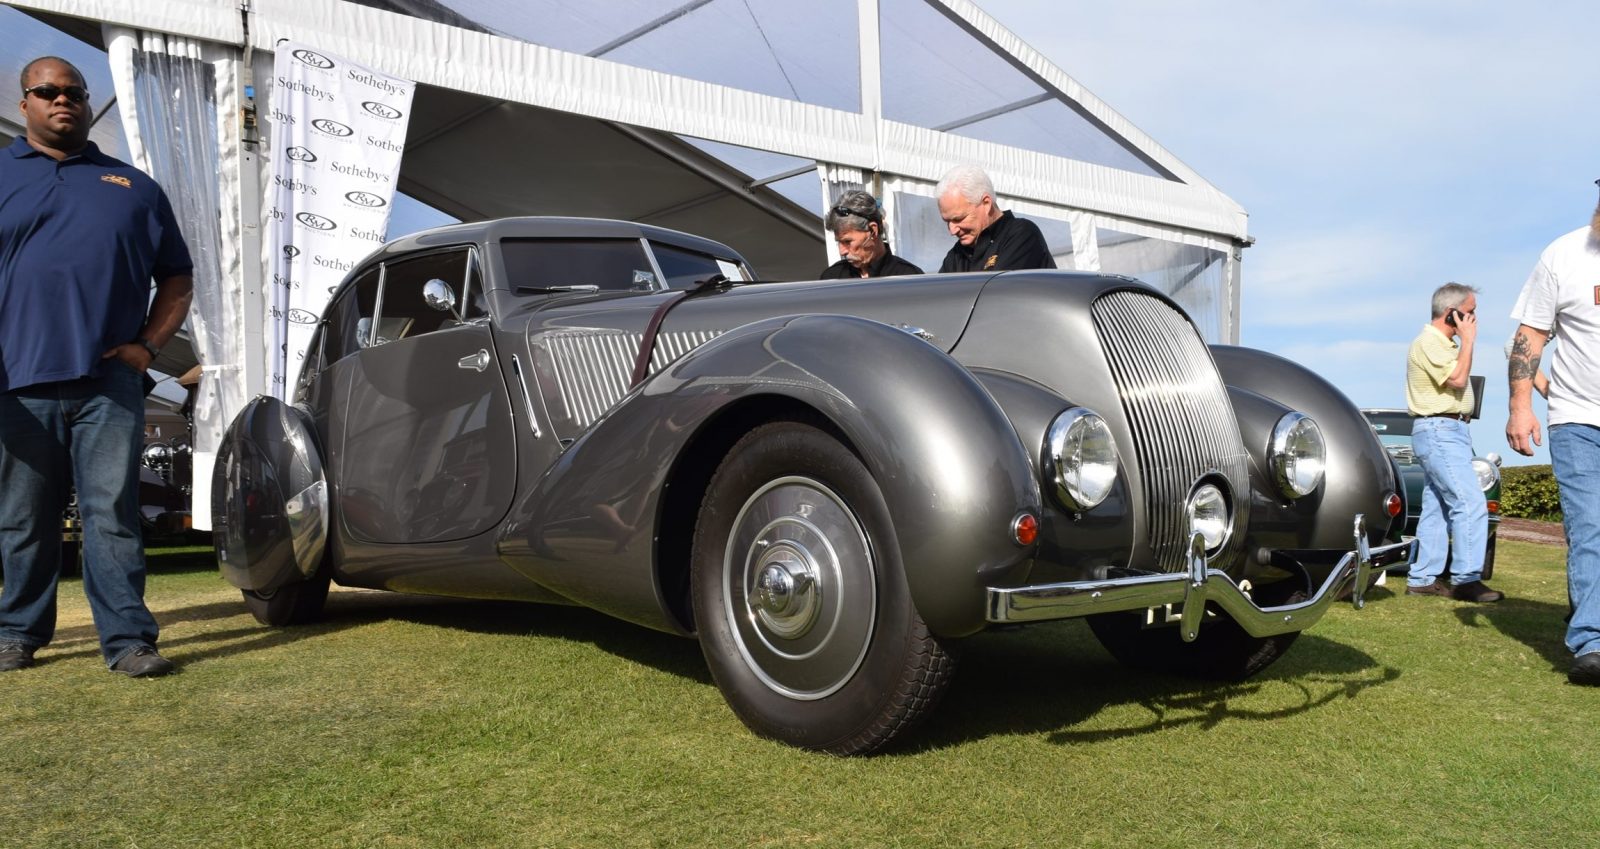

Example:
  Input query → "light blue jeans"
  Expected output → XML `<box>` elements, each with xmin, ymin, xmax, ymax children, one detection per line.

<box><xmin>1551</xmin><ymin>423</ymin><xmax>1600</xmax><ymax>658</ymax></box>
<box><xmin>1408</xmin><ymin>417</ymin><xmax>1488</xmax><ymax>587</ymax></box>
<box><xmin>0</xmin><ymin>363</ymin><xmax>158</xmax><ymax>666</ymax></box>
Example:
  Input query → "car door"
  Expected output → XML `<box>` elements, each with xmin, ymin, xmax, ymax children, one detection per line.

<box><xmin>330</xmin><ymin>247</ymin><xmax>517</xmax><ymax>544</ymax></box>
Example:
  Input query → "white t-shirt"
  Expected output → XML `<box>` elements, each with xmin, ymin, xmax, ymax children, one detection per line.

<box><xmin>1512</xmin><ymin>225</ymin><xmax>1600</xmax><ymax>426</ymax></box>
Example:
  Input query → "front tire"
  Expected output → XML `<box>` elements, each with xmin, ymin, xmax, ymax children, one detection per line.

<box><xmin>1088</xmin><ymin>583</ymin><xmax>1307</xmax><ymax>682</ymax></box>
<box><xmin>690</xmin><ymin>420</ymin><xmax>952</xmax><ymax>755</ymax></box>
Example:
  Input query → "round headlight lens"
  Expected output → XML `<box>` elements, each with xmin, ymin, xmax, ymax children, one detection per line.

<box><xmin>1187</xmin><ymin>482</ymin><xmax>1232</xmax><ymax>553</ymax></box>
<box><xmin>1046</xmin><ymin>407</ymin><xmax>1120</xmax><ymax>512</ymax></box>
<box><xmin>1472</xmin><ymin>457</ymin><xmax>1499</xmax><ymax>492</ymax></box>
<box><xmin>1269</xmin><ymin>412</ymin><xmax>1325</xmax><ymax>499</ymax></box>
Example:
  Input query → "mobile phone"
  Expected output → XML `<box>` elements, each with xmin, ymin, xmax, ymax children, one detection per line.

<box><xmin>1445</xmin><ymin>309</ymin><xmax>1459</xmax><ymax>328</ymax></box>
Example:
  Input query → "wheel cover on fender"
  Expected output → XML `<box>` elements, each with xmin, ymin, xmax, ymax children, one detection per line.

<box><xmin>723</xmin><ymin>475</ymin><xmax>877</xmax><ymax>700</ymax></box>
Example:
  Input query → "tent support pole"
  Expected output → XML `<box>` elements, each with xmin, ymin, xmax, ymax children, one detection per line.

<box><xmin>607</xmin><ymin>122</ymin><xmax>822</xmax><ymax>240</ymax></box>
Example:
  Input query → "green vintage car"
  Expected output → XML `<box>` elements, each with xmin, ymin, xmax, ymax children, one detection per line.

<box><xmin>1361</xmin><ymin>409</ymin><xmax>1501</xmax><ymax>578</ymax></box>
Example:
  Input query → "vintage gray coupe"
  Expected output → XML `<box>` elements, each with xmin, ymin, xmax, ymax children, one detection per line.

<box><xmin>214</xmin><ymin>217</ymin><xmax>1414</xmax><ymax>754</ymax></box>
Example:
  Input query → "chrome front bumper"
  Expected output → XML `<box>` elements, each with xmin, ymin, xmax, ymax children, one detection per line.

<box><xmin>986</xmin><ymin>515</ymin><xmax>1417</xmax><ymax>640</ymax></box>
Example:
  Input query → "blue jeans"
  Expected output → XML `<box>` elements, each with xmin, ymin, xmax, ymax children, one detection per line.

<box><xmin>0</xmin><ymin>364</ymin><xmax>158</xmax><ymax>666</ymax></box>
<box><xmin>1551</xmin><ymin>423</ymin><xmax>1600</xmax><ymax>658</ymax></box>
<box><xmin>1408</xmin><ymin>417</ymin><xmax>1488</xmax><ymax>587</ymax></box>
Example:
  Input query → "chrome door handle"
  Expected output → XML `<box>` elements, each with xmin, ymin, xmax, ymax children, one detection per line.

<box><xmin>457</xmin><ymin>349</ymin><xmax>490</xmax><ymax>372</ymax></box>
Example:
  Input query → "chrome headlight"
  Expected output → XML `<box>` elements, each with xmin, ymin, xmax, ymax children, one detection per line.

<box><xmin>1269</xmin><ymin>412</ymin><xmax>1325</xmax><ymax>499</ymax></box>
<box><xmin>141</xmin><ymin>442</ymin><xmax>174</xmax><ymax>472</ymax></box>
<box><xmin>1472</xmin><ymin>457</ymin><xmax>1499</xmax><ymax>492</ymax></box>
<box><xmin>1046</xmin><ymin>407</ymin><xmax>1120</xmax><ymax>512</ymax></box>
<box><xmin>1187</xmin><ymin>481</ymin><xmax>1232</xmax><ymax>553</ymax></box>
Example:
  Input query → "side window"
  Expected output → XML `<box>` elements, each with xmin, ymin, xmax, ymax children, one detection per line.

<box><xmin>376</xmin><ymin>249</ymin><xmax>474</xmax><ymax>342</ymax></box>
<box><xmin>650</xmin><ymin>243</ymin><xmax>743</xmax><ymax>290</ymax></box>
<box><xmin>500</xmin><ymin>238</ymin><xmax>655</xmax><ymax>292</ymax></box>
<box><xmin>321</xmin><ymin>266</ymin><xmax>380</xmax><ymax>364</ymax></box>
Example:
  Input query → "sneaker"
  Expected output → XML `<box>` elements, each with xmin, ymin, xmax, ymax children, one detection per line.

<box><xmin>0</xmin><ymin>642</ymin><xmax>36</xmax><ymax>672</ymax></box>
<box><xmin>1450</xmin><ymin>580</ymin><xmax>1504</xmax><ymax>603</ymax></box>
<box><xmin>110</xmin><ymin>646</ymin><xmax>174</xmax><ymax>678</ymax></box>
<box><xmin>1405</xmin><ymin>581</ymin><xmax>1453</xmax><ymax>597</ymax></box>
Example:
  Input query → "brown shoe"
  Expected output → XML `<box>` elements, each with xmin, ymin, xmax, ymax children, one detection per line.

<box><xmin>1406</xmin><ymin>581</ymin><xmax>1452</xmax><ymax>597</ymax></box>
<box><xmin>1450</xmin><ymin>580</ymin><xmax>1504</xmax><ymax>603</ymax></box>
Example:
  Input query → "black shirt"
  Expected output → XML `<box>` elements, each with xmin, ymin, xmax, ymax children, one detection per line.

<box><xmin>819</xmin><ymin>249</ymin><xmax>924</xmax><ymax>279</ymax></box>
<box><xmin>938</xmin><ymin>210</ymin><xmax>1056</xmax><ymax>273</ymax></box>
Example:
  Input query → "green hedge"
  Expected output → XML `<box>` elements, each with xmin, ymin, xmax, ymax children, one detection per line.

<box><xmin>1499</xmin><ymin>464</ymin><xmax>1564</xmax><ymax>522</ymax></box>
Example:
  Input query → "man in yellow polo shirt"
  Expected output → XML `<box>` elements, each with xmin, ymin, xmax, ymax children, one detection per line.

<box><xmin>1405</xmin><ymin>282</ymin><xmax>1502</xmax><ymax>602</ymax></box>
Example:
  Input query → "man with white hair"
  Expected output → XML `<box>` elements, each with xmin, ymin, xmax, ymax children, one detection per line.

<box><xmin>1507</xmin><ymin>185</ymin><xmax>1600</xmax><ymax>687</ymax></box>
<box><xmin>935</xmin><ymin>164</ymin><xmax>1055</xmax><ymax>273</ymax></box>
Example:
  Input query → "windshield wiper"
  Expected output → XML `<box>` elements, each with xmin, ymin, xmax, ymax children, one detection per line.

<box><xmin>516</xmin><ymin>284</ymin><xmax>601</xmax><ymax>295</ymax></box>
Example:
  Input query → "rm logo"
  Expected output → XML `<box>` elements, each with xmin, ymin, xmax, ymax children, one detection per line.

<box><xmin>101</xmin><ymin>174</ymin><xmax>132</xmax><ymax>189</ymax></box>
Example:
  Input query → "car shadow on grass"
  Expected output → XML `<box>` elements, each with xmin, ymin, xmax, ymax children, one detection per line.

<box><xmin>1453</xmin><ymin>597</ymin><xmax>1574</xmax><ymax>672</ymax></box>
<box><xmin>319</xmin><ymin>591</ymin><xmax>714</xmax><ymax>683</ymax></box>
<box><xmin>906</xmin><ymin>621</ymin><xmax>1399</xmax><ymax>753</ymax></box>
<box><xmin>40</xmin><ymin>590</ymin><xmax>711</xmax><ymax>681</ymax></box>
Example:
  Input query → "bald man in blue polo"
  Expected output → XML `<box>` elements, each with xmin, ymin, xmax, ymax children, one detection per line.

<box><xmin>0</xmin><ymin>56</ymin><xmax>194</xmax><ymax>677</ymax></box>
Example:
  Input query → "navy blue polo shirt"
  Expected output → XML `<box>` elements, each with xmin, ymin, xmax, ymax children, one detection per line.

<box><xmin>0</xmin><ymin>137</ymin><xmax>192</xmax><ymax>392</ymax></box>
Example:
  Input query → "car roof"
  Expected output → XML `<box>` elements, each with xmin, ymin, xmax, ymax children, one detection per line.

<box><xmin>373</xmin><ymin>216</ymin><xmax>747</xmax><ymax>265</ymax></box>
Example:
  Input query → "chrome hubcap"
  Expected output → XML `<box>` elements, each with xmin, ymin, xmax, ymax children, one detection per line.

<box><xmin>752</xmin><ymin>545</ymin><xmax>819</xmax><ymax>639</ymax></box>
<box><xmin>724</xmin><ymin>476</ymin><xmax>876</xmax><ymax>700</ymax></box>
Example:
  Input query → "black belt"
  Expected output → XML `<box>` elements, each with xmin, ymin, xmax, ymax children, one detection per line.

<box><xmin>1414</xmin><ymin>413</ymin><xmax>1470</xmax><ymax>422</ymax></box>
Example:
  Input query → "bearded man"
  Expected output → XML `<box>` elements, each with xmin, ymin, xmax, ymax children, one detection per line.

<box><xmin>1507</xmin><ymin>186</ymin><xmax>1600</xmax><ymax>687</ymax></box>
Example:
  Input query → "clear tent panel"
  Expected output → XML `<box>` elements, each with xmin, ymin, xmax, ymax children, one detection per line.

<box><xmin>877</xmin><ymin>0</ymin><xmax>1164</xmax><ymax>179</ymax></box>
<box><xmin>1096</xmin><ymin>227</ymin><xmax>1227</xmax><ymax>342</ymax></box>
<box><xmin>891</xmin><ymin>191</ymin><xmax>1073</xmax><ymax>275</ymax></box>
<box><xmin>364</xmin><ymin>0</ymin><xmax>860</xmax><ymax>112</ymax></box>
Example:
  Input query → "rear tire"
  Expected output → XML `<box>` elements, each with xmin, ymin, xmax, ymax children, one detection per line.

<box><xmin>242</xmin><ymin>562</ymin><xmax>330</xmax><ymax>626</ymax></box>
<box><xmin>1088</xmin><ymin>583</ymin><xmax>1307</xmax><ymax>682</ymax></box>
<box><xmin>690</xmin><ymin>420</ymin><xmax>952</xmax><ymax>755</ymax></box>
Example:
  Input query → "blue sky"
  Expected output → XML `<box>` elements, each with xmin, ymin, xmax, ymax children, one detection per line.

<box><xmin>979</xmin><ymin>0</ymin><xmax>1600</xmax><ymax>466</ymax></box>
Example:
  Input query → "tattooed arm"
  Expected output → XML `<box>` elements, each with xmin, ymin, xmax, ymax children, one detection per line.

<box><xmin>1506</xmin><ymin>324</ymin><xmax>1550</xmax><ymax>456</ymax></box>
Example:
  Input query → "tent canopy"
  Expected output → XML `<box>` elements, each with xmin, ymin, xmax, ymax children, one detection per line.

<box><xmin>2</xmin><ymin>0</ymin><xmax>1250</xmax><ymax>527</ymax></box>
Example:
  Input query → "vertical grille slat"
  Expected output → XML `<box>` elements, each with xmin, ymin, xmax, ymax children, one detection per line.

<box><xmin>1092</xmin><ymin>291</ymin><xmax>1250</xmax><ymax>572</ymax></box>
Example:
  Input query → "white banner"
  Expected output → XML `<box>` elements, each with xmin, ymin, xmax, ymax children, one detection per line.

<box><xmin>266</xmin><ymin>42</ymin><xmax>413</xmax><ymax>398</ymax></box>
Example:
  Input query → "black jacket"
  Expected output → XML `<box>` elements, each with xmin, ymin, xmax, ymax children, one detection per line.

<box><xmin>819</xmin><ymin>249</ymin><xmax>924</xmax><ymax>279</ymax></box>
<box><xmin>938</xmin><ymin>210</ymin><xmax>1056</xmax><ymax>273</ymax></box>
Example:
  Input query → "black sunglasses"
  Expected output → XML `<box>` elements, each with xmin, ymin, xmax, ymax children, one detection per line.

<box><xmin>23</xmin><ymin>83</ymin><xmax>90</xmax><ymax>104</ymax></box>
<box><xmin>831</xmin><ymin>205</ymin><xmax>880</xmax><ymax>222</ymax></box>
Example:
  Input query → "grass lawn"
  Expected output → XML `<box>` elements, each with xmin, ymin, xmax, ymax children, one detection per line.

<box><xmin>2</xmin><ymin>540</ymin><xmax>1590</xmax><ymax>849</ymax></box>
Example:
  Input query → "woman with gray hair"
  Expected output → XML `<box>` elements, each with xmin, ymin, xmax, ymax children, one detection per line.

<box><xmin>819</xmin><ymin>190</ymin><xmax>923</xmax><ymax>279</ymax></box>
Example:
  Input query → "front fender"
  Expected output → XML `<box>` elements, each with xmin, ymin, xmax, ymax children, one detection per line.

<box><xmin>1211</xmin><ymin>345</ymin><xmax>1401</xmax><ymax>550</ymax></box>
<box><xmin>500</xmin><ymin>314</ymin><xmax>1041</xmax><ymax>638</ymax></box>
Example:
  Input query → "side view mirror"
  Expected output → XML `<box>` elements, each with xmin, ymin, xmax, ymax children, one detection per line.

<box><xmin>423</xmin><ymin>278</ymin><xmax>459</xmax><ymax>317</ymax></box>
<box><xmin>632</xmin><ymin>269</ymin><xmax>658</xmax><ymax>291</ymax></box>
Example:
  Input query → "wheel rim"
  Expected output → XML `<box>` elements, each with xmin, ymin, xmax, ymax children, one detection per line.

<box><xmin>723</xmin><ymin>475</ymin><xmax>876</xmax><ymax>700</ymax></box>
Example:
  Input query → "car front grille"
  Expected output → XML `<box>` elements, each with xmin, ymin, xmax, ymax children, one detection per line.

<box><xmin>1091</xmin><ymin>289</ymin><xmax>1250</xmax><ymax>573</ymax></box>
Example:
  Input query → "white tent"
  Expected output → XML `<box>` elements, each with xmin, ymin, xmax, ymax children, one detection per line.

<box><xmin>2</xmin><ymin>0</ymin><xmax>1250</xmax><ymax>527</ymax></box>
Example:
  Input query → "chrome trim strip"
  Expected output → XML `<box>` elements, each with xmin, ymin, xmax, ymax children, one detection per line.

<box><xmin>986</xmin><ymin>515</ymin><xmax>1417</xmax><ymax>635</ymax></box>
<box><xmin>509</xmin><ymin>354</ymin><xmax>542</xmax><ymax>439</ymax></box>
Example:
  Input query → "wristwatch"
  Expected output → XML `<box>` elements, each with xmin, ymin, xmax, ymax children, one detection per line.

<box><xmin>136</xmin><ymin>337</ymin><xmax>161</xmax><ymax>360</ymax></box>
